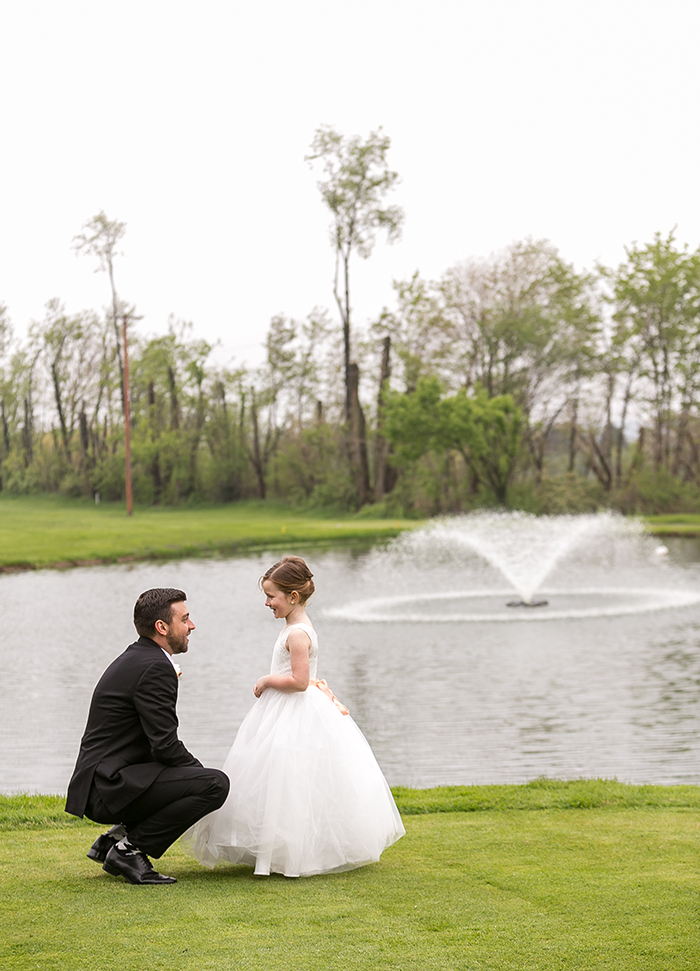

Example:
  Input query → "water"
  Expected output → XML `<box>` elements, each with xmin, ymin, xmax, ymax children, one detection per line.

<box><xmin>2</xmin><ymin>515</ymin><xmax>700</xmax><ymax>793</ymax></box>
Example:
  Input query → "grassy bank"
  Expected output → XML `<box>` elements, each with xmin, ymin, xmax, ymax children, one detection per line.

<box><xmin>0</xmin><ymin>494</ymin><xmax>419</xmax><ymax>570</ymax></box>
<box><xmin>0</xmin><ymin>496</ymin><xmax>698</xmax><ymax>572</ymax></box>
<box><xmin>643</xmin><ymin>513</ymin><xmax>700</xmax><ymax>536</ymax></box>
<box><xmin>2</xmin><ymin>784</ymin><xmax>699</xmax><ymax>970</ymax></box>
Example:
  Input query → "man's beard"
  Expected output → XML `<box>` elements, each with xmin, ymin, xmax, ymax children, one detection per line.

<box><xmin>166</xmin><ymin>629</ymin><xmax>188</xmax><ymax>655</ymax></box>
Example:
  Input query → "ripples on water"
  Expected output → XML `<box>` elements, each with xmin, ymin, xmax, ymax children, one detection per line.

<box><xmin>2</xmin><ymin>526</ymin><xmax>700</xmax><ymax>793</ymax></box>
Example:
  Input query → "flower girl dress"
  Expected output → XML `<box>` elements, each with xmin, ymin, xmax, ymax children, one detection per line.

<box><xmin>181</xmin><ymin>623</ymin><xmax>405</xmax><ymax>877</ymax></box>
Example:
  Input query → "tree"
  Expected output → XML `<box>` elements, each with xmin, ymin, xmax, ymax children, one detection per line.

<box><xmin>73</xmin><ymin>211</ymin><xmax>127</xmax><ymax>412</ymax></box>
<box><xmin>130</xmin><ymin>321</ymin><xmax>213</xmax><ymax>503</ymax></box>
<box><xmin>10</xmin><ymin>342</ymin><xmax>41</xmax><ymax>471</ymax></box>
<box><xmin>181</xmin><ymin>335</ymin><xmax>213</xmax><ymax>499</ymax></box>
<box><xmin>0</xmin><ymin>304</ymin><xmax>12</xmax><ymax>359</ymax></box>
<box><xmin>238</xmin><ymin>316</ymin><xmax>296</xmax><ymax>500</ymax></box>
<box><xmin>444</xmin><ymin>387</ymin><xmax>522</xmax><ymax>504</ymax></box>
<box><xmin>34</xmin><ymin>299</ymin><xmax>102</xmax><ymax>467</ymax></box>
<box><xmin>74</xmin><ymin>211</ymin><xmax>139</xmax><ymax>512</ymax></box>
<box><xmin>372</xmin><ymin>272</ymin><xmax>447</xmax><ymax>393</ymax></box>
<box><xmin>439</xmin><ymin>239</ymin><xmax>599</xmax><ymax>483</ymax></box>
<box><xmin>307</xmin><ymin>126</ymin><xmax>403</xmax><ymax>504</ymax></box>
<box><xmin>606</xmin><ymin>231</ymin><xmax>700</xmax><ymax>475</ymax></box>
<box><xmin>307</xmin><ymin>126</ymin><xmax>404</xmax><ymax>414</ymax></box>
<box><xmin>383</xmin><ymin>375</ymin><xmax>522</xmax><ymax>505</ymax></box>
<box><xmin>204</xmin><ymin>365</ymin><xmax>249</xmax><ymax>502</ymax></box>
<box><xmin>0</xmin><ymin>305</ymin><xmax>14</xmax><ymax>467</ymax></box>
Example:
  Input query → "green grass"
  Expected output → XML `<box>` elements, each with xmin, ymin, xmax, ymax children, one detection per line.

<box><xmin>393</xmin><ymin>777</ymin><xmax>700</xmax><ymax>813</ymax></box>
<box><xmin>0</xmin><ymin>495</ymin><xmax>696</xmax><ymax>572</ymax></box>
<box><xmin>644</xmin><ymin>513</ymin><xmax>700</xmax><ymax>536</ymax></box>
<box><xmin>0</xmin><ymin>494</ymin><xmax>419</xmax><ymax>569</ymax></box>
<box><xmin>5</xmin><ymin>780</ymin><xmax>700</xmax><ymax>829</ymax></box>
<box><xmin>1</xmin><ymin>784</ymin><xmax>699</xmax><ymax>970</ymax></box>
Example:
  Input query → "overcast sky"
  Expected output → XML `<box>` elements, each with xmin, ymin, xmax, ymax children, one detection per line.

<box><xmin>1</xmin><ymin>0</ymin><xmax>698</xmax><ymax>367</ymax></box>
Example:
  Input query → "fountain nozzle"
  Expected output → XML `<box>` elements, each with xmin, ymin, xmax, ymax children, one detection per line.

<box><xmin>507</xmin><ymin>598</ymin><xmax>549</xmax><ymax>608</ymax></box>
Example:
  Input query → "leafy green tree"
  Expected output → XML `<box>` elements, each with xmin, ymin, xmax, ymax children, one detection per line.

<box><xmin>439</xmin><ymin>239</ymin><xmax>599</xmax><ymax>484</ymax></box>
<box><xmin>444</xmin><ymin>387</ymin><xmax>523</xmax><ymax>504</ymax></box>
<box><xmin>33</xmin><ymin>300</ymin><xmax>102</xmax><ymax>468</ymax></box>
<box><xmin>129</xmin><ymin>321</ymin><xmax>215</xmax><ymax>503</ymax></box>
<box><xmin>203</xmin><ymin>366</ymin><xmax>249</xmax><ymax>502</ymax></box>
<box><xmin>4</xmin><ymin>341</ymin><xmax>41</xmax><ymax>483</ymax></box>
<box><xmin>239</xmin><ymin>317</ymin><xmax>295</xmax><ymax>500</ymax></box>
<box><xmin>606</xmin><ymin>231</ymin><xmax>700</xmax><ymax>475</ymax></box>
<box><xmin>0</xmin><ymin>304</ymin><xmax>14</xmax><ymax>468</ymax></box>
<box><xmin>383</xmin><ymin>375</ymin><xmax>522</xmax><ymax>505</ymax></box>
<box><xmin>372</xmin><ymin>272</ymin><xmax>447</xmax><ymax>393</ymax></box>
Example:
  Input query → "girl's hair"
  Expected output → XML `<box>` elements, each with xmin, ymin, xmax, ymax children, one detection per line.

<box><xmin>261</xmin><ymin>555</ymin><xmax>315</xmax><ymax>604</ymax></box>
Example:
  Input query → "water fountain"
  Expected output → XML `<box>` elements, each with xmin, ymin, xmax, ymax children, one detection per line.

<box><xmin>413</xmin><ymin>511</ymin><xmax>625</xmax><ymax>608</ymax></box>
<box><xmin>324</xmin><ymin>511</ymin><xmax>700</xmax><ymax>623</ymax></box>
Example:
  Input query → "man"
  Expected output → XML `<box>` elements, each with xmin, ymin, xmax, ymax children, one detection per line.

<box><xmin>65</xmin><ymin>588</ymin><xmax>229</xmax><ymax>885</ymax></box>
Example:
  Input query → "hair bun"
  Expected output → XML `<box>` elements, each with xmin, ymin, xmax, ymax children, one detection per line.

<box><xmin>260</xmin><ymin>556</ymin><xmax>316</xmax><ymax>606</ymax></box>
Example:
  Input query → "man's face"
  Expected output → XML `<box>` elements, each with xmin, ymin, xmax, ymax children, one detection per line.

<box><xmin>164</xmin><ymin>601</ymin><xmax>195</xmax><ymax>655</ymax></box>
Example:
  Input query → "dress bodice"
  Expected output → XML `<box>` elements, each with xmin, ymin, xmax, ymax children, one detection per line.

<box><xmin>269</xmin><ymin>623</ymin><xmax>318</xmax><ymax>679</ymax></box>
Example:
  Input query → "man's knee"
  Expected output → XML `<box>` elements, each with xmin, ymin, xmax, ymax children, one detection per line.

<box><xmin>85</xmin><ymin>790</ymin><xmax>118</xmax><ymax>825</ymax></box>
<box><xmin>205</xmin><ymin>768</ymin><xmax>230</xmax><ymax>810</ymax></box>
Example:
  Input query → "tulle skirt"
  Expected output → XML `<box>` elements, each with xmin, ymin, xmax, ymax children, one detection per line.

<box><xmin>181</xmin><ymin>684</ymin><xmax>405</xmax><ymax>877</ymax></box>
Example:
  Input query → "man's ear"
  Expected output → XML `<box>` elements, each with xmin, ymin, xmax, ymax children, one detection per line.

<box><xmin>155</xmin><ymin>619</ymin><xmax>168</xmax><ymax>636</ymax></box>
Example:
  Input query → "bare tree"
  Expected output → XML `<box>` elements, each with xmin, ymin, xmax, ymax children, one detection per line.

<box><xmin>73</xmin><ymin>211</ymin><xmax>127</xmax><ymax>413</ymax></box>
<box><xmin>307</xmin><ymin>126</ymin><xmax>403</xmax><ymax>504</ymax></box>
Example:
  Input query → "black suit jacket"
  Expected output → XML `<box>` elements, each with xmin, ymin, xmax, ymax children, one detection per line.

<box><xmin>65</xmin><ymin>636</ymin><xmax>201</xmax><ymax>818</ymax></box>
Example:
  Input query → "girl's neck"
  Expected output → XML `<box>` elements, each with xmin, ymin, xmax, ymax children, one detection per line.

<box><xmin>284</xmin><ymin>605</ymin><xmax>310</xmax><ymax>627</ymax></box>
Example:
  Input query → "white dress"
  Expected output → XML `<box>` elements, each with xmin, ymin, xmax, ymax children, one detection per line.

<box><xmin>181</xmin><ymin>623</ymin><xmax>405</xmax><ymax>877</ymax></box>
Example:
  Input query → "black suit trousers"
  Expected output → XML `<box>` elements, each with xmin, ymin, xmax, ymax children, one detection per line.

<box><xmin>86</xmin><ymin>765</ymin><xmax>229</xmax><ymax>859</ymax></box>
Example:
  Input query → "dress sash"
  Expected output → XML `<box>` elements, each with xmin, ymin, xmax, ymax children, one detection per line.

<box><xmin>311</xmin><ymin>679</ymin><xmax>349</xmax><ymax>715</ymax></box>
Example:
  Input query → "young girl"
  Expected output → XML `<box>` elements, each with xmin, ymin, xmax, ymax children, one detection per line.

<box><xmin>182</xmin><ymin>555</ymin><xmax>405</xmax><ymax>877</ymax></box>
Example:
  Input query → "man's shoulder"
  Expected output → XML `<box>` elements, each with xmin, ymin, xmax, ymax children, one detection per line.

<box><xmin>127</xmin><ymin>636</ymin><xmax>169</xmax><ymax>658</ymax></box>
<box><xmin>98</xmin><ymin>638</ymin><xmax>170</xmax><ymax>683</ymax></box>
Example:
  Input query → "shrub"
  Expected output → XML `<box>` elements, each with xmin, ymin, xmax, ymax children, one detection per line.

<box><xmin>612</xmin><ymin>467</ymin><xmax>700</xmax><ymax>515</ymax></box>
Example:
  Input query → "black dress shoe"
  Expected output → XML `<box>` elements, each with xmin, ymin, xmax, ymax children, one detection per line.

<box><xmin>87</xmin><ymin>833</ymin><xmax>119</xmax><ymax>863</ymax></box>
<box><xmin>102</xmin><ymin>844</ymin><xmax>177</xmax><ymax>885</ymax></box>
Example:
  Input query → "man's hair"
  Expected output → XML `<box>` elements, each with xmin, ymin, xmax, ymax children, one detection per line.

<box><xmin>133</xmin><ymin>588</ymin><xmax>187</xmax><ymax>638</ymax></box>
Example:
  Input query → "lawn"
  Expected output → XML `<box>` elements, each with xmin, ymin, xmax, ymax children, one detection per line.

<box><xmin>0</xmin><ymin>494</ymin><xmax>418</xmax><ymax>569</ymax></box>
<box><xmin>0</xmin><ymin>496</ymin><xmax>697</xmax><ymax>572</ymax></box>
<box><xmin>643</xmin><ymin>513</ymin><xmax>700</xmax><ymax>536</ymax></box>
<box><xmin>2</xmin><ymin>783</ymin><xmax>699</xmax><ymax>970</ymax></box>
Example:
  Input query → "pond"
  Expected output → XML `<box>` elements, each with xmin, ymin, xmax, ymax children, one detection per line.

<box><xmin>3</xmin><ymin>515</ymin><xmax>700</xmax><ymax>794</ymax></box>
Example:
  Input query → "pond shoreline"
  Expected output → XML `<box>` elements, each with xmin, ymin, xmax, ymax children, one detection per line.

<box><xmin>0</xmin><ymin>495</ymin><xmax>696</xmax><ymax>572</ymax></box>
<box><xmin>0</xmin><ymin>534</ymin><xmax>398</xmax><ymax>573</ymax></box>
<box><xmin>0</xmin><ymin>495</ymin><xmax>419</xmax><ymax>570</ymax></box>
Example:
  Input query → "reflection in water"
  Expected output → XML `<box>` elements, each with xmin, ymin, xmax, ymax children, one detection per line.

<box><xmin>630</xmin><ymin>632</ymin><xmax>700</xmax><ymax>772</ymax></box>
<box><xmin>1</xmin><ymin>538</ymin><xmax>700</xmax><ymax>793</ymax></box>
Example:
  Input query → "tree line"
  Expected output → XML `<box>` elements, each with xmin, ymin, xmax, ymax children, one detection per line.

<box><xmin>2</xmin><ymin>129</ymin><xmax>700</xmax><ymax>515</ymax></box>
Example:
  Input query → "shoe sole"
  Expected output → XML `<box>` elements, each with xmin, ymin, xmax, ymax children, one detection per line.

<box><xmin>102</xmin><ymin>862</ymin><xmax>176</xmax><ymax>885</ymax></box>
<box><xmin>102</xmin><ymin>862</ymin><xmax>126</xmax><ymax>878</ymax></box>
<box><xmin>87</xmin><ymin>849</ymin><xmax>106</xmax><ymax>863</ymax></box>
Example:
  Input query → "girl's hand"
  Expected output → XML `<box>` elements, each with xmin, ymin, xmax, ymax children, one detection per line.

<box><xmin>253</xmin><ymin>676</ymin><xmax>268</xmax><ymax>698</ymax></box>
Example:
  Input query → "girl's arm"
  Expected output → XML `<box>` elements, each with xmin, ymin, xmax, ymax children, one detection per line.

<box><xmin>254</xmin><ymin>628</ymin><xmax>310</xmax><ymax>696</ymax></box>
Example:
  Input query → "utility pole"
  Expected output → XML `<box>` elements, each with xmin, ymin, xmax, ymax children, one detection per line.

<box><xmin>122</xmin><ymin>310</ymin><xmax>133</xmax><ymax>516</ymax></box>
